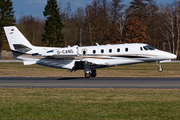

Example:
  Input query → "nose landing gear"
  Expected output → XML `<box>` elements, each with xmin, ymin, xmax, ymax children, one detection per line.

<box><xmin>158</xmin><ymin>67</ymin><xmax>163</xmax><ymax>72</ymax></box>
<box><xmin>156</xmin><ymin>61</ymin><xmax>163</xmax><ymax>72</ymax></box>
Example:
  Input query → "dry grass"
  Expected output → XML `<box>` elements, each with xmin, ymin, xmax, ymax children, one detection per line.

<box><xmin>0</xmin><ymin>62</ymin><xmax>180</xmax><ymax>77</ymax></box>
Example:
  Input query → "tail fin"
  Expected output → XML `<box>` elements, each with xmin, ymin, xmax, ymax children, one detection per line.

<box><xmin>4</xmin><ymin>26</ymin><xmax>33</xmax><ymax>53</ymax></box>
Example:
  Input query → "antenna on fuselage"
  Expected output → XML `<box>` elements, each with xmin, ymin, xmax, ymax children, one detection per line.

<box><xmin>96</xmin><ymin>43</ymin><xmax>99</xmax><ymax>46</ymax></box>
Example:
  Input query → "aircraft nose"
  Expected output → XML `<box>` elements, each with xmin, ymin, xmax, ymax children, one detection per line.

<box><xmin>168</xmin><ymin>53</ymin><xmax>177</xmax><ymax>59</ymax></box>
<box><xmin>172</xmin><ymin>54</ymin><xmax>177</xmax><ymax>59</ymax></box>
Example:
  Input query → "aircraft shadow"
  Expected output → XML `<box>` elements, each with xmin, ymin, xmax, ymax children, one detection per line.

<box><xmin>57</xmin><ymin>77</ymin><xmax>85</xmax><ymax>80</ymax></box>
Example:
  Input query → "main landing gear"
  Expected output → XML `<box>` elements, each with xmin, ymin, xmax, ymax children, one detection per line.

<box><xmin>156</xmin><ymin>61</ymin><xmax>163</xmax><ymax>72</ymax></box>
<box><xmin>85</xmin><ymin>70</ymin><xmax>97</xmax><ymax>78</ymax></box>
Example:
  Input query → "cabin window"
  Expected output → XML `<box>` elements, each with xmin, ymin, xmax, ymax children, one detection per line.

<box><xmin>101</xmin><ymin>49</ymin><xmax>104</xmax><ymax>53</ymax></box>
<box><xmin>117</xmin><ymin>48</ymin><xmax>120</xmax><ymax>52</ymax></box>
<box><xmin>32</xmin><ymin>53</ymin><xmax>39</xmax><ymax>56</ymax></box>
<box><xmin>125</xmin><ymin>48</ymin><xmax>128</xmax><ymax>52</ymax></box>
<box><xmin>109</xmin><ymin>49</ymin><xmax>112</xmax><ymax>53</ymax></box>
<box><xmin>83</xmin><ymin>51</ymin><xmax>86</xmax><ymax>55</ymax></box>
<box><xmin>140</xmin><ymin>47</ymin><xmax>143</xmax><ymax>51</ymax></box>
<box><xmin>93</xmin><ymin>50</ymin><xmax>96</xmax><ymax>54</ymax></box>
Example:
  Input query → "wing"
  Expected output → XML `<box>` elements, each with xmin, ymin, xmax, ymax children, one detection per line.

<box><xmin>71</xmin><ymin>59</ymin><xmax>109</xmax><ymax>72</ymax></box>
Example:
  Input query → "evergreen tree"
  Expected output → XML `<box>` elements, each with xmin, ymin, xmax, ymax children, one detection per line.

<box><xmin>42</xmin><ymin>0</ymin><xmax>65</xmax><ymax>47</ymax></box>
<box><xmin>0</xmin><ymin>0</ymin><xmax>15</xmax><ymax>59</ymax></box>
<box><xmin>126</xmin><ymin>0</ymin><xmax>148</xmax><ymax>22</ymax></box>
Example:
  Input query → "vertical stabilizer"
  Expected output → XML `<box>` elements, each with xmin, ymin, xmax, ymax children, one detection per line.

<box><xmin>4</xmin><ymin>26</ymin><xmax>33</xmax><ymax>53</ymax></box>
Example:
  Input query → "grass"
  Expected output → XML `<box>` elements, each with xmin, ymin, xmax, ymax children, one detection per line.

<box><xmin>0</xmin><ymin>63</ymin><xmax>180</xmax><ymax>119</ymax></box>
<box><xmin>0</xmin><ymin>62</ymin><xmax>180</xmax><ymax>77</ymax></box>
<box><xmin>0</xmin><ymin>88</ymin><xmax>180</xmax><ymax>120</ymax></box>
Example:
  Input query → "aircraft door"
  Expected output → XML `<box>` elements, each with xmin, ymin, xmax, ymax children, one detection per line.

<box><xmin>76</xmin><ymin>47</ymin><xmax>79</xmax><ymax>56</ymax></box>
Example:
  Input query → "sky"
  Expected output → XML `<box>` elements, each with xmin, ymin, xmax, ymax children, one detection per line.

<box><xmin>12</xmin><ymin>0</ymin><xmax>173</xmax><ymax>20</ymax></box>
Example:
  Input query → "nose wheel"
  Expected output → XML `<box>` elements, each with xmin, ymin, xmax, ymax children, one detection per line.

<box><xmin>158</xmin><ymin>67</ymin><xmax>163</xmax><ymax>72</ymax></box>
<box><xmin>156</xmin><ymin>61</ymin><xmax>163</xmax><ymax>72</ymax></box>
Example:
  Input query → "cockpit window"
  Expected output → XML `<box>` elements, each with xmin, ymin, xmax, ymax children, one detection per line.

<box><xmin>143</xmin><ymin>46</ymin><xmax>149</xmax><ymax>50</ymax></box>
<box><xmin>146</xmin><ymin>45</ymin><xmax>155</xmax><ymax>50</ymax></box>
<box><xmin>143</xmin><ymin>45</ymin><xmax>155</xmax><ymax>51</ymax></box>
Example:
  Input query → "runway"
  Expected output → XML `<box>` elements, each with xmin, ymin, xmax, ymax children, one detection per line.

<box><xmin>0</xmin><ymin>77</ymin><xmax>180</xmax><ymax>88</ymax></box>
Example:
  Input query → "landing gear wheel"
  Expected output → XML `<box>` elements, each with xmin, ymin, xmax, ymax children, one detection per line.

<box><xmin>85</xmin><ymin>73</ymin><xmax>91</xmax><ymax>78</ymax></box>
<box><xmin>91</xmin><ymin>73</ymin><xmax>96</xmax><ymax>78</ymax></box>
<box><xmin>158</xmin><ymin>67</ymin><xmax>163</xmax><ymax>72</ymax></box>
<box><xmin>156</xmin><ymin>61</ymin><xmax>163</xmax><ymax>72</ymax></box>
<box><xmin>91</xmin><ymin>70</ymin><xmax>97</xmax><ymax>78</ymax></box>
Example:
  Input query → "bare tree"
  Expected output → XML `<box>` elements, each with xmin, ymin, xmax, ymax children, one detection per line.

<box><xmin>159</xmin><ymin>5</ymin><xmax>176</xmax><ymax>53</ymax></box>
<box><xmin>17</xmin><ymin>15</ymin><xmax>44</xmax><ymax>46</ymax></box>
<box><xmin>117</xmin><ymin>12</ymin><xmax>126</xmax><ymax>43</ymax></box>
<box><xmin>175</xmin><ymin>0</ymin><xmax>180</xmax><ymax>58</ymax></box>
<box><xmin>110</xmin><ymin>0</ymin><xmax>125</xmax><ymax>28</ymax></box>
<box><xmin>158</xmin><ymin>1</ymin><xmax>180</xmax><ymax>59</ymax></box>
<box><xmin>62</xmin><ymin>2</ymin><xmax>72</xmax><ymax>47</ymax></box>
<box><xmin>145</xmin><ymin>0</ymin><xmax>160</xmax><ymax>48</ymax></box>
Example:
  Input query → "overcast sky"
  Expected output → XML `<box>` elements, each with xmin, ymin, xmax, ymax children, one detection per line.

<box><xmin>12</xmin><ymin>0</ymin><xmax>173</xmax><ymax>20</ymax></box>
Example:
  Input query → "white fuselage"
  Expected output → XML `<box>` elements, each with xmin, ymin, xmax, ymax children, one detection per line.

<box><xmin>14</xmin><ymin>43</ymin><xmax>176</xmax><ymax>70</ymax></box>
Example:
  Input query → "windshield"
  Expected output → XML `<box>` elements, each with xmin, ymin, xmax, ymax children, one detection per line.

<box><xmin>143</xmin><ymin>45</ymin><xmax>155</xmax><ymax>50</ymax></box>
<box><xmin>146</xmin><ymin>45</ymin><xmax>155</xmax><ymax>50</ymax></box>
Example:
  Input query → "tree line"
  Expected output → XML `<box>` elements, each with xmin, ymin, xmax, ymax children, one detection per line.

<box><xmin>1</xmin><ymin>0</ymin><xmax>180</xmax><ymax>59</ymax></box>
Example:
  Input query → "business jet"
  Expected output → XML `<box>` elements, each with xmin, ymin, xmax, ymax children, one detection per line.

<box><xmin>4</xmin><ymin>26</ymin><xmax>177</xmax><ymax>78</ymax></box>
